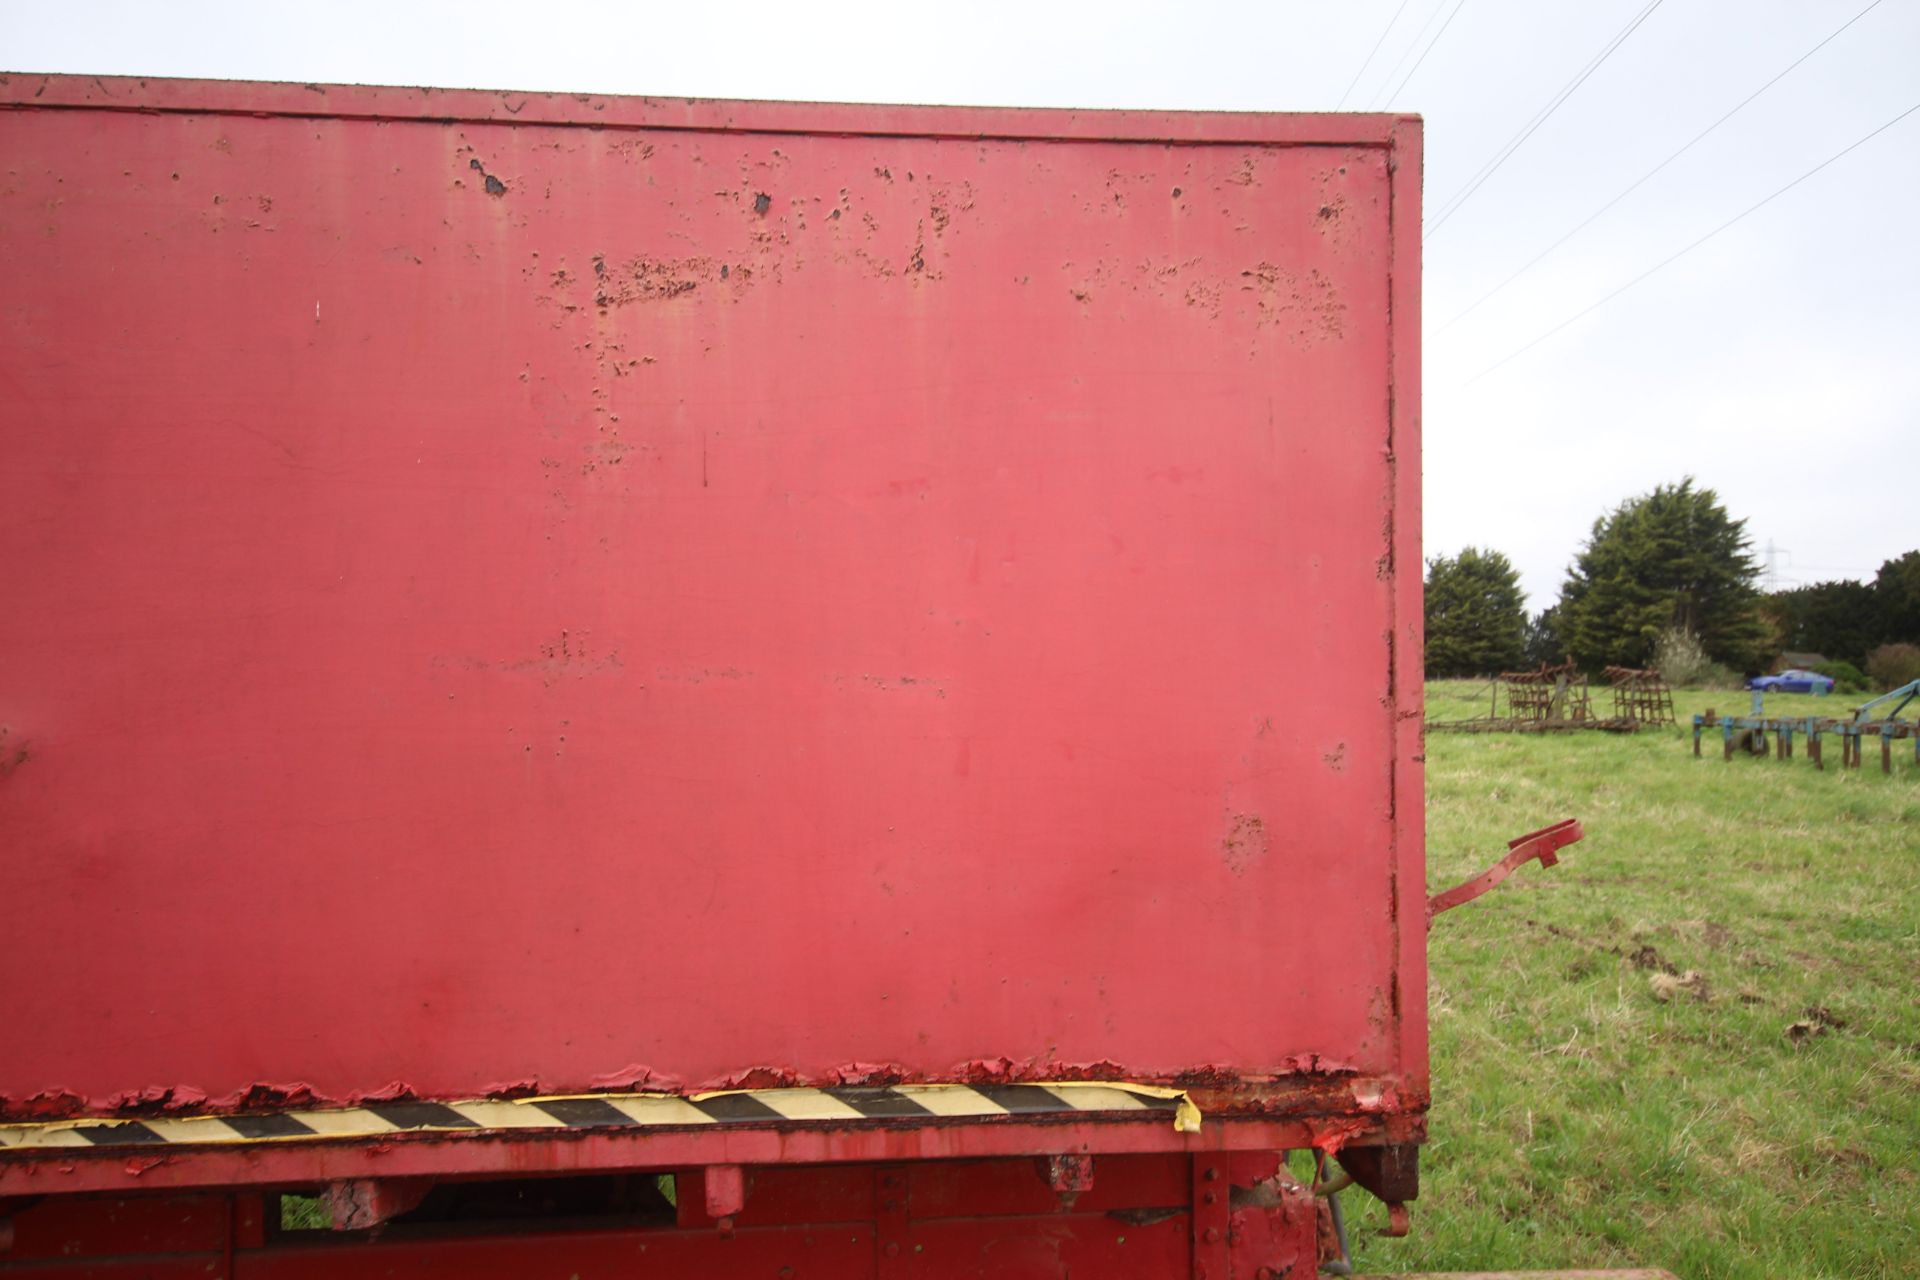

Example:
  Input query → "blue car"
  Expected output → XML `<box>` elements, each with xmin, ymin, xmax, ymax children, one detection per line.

<box><xmin>1749</xmin><ymin>669</ymin><xmax>1834</xmax><ymax>695</ymax></box>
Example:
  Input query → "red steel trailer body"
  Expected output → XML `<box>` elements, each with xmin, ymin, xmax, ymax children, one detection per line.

<box><xmin>0</xmin><ymin>74</ymin><xmax>1423</xmax><ymax>1277</ymax></box>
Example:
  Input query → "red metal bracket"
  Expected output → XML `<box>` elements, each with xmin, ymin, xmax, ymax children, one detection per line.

<box><xmin>875</xmin><ymin>1165</ymin><xmax>909</xmax><ymax>1278</ymax></box>
<box><xmin>1427</xmin><ymin>819</ymin><xmax>1584</xmax><ymax>921</ymax></box>
<box><xmin>1191</xmin><ymin>1157</ymin><xmax>1229</xmax><ymax>1280</ymax></box>
<box><xmin>704</xmin><ymin>1164</ymin><xmax>745</xmax><ymax>1227</ymax></box>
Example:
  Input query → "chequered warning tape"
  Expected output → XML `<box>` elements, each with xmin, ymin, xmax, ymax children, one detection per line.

<box><xmin>0</xmin><ymin>1083</ymin><xmax>1200</xmax><ymax>1151</ymax></box>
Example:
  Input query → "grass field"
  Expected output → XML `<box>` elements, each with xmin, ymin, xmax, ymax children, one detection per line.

<box><xmin>1338</xmin><ymin>681</ymin><xmax>1920</xmax><ymax>1279</ymax></box>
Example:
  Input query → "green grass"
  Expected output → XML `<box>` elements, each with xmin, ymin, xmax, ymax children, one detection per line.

<box><xmin>1341</xmin><ymin>681</ymin><xmax>1920</xmax><ymax>1278</ymax></box>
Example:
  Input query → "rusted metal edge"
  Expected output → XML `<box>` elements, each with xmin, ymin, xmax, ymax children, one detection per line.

<box><xmin>0</xmin><ymin>1109</ymin><xmax>1425</xmax><ymax>1199</ymax></box>
<box><xmin>3</xmin><ymin>1072</ymin><xmax>1424</xmax><ymax>1133</ymax></box>
<box><xmin>0</xmin><ymin>72</ymin><xmax>1416</xmax><ymax>145</ymax></box>
<box><xmin>1</xmin><ymin>1076</ymin><xmax>1424</xmax><ymax>1148</ymax></box>
<box><xmin>1385</xmin><ymin>112</ymin><xmax>1428</xmax><ymax>1115</ymax></box>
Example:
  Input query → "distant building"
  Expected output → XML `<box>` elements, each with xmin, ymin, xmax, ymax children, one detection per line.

<box><xmin>1774</xmin><ymin>651</ymin><xmax>1828</xmax><ymax>673</ymax></box>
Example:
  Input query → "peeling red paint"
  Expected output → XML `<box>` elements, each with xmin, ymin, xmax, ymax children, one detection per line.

<box><xmin>829</xmin><ymin>1062</ymin><xmax>912</xmax><ymax>1086</ymax></box>
<box><xmin>217</xmin><ymin>1083</ymin><xmax>322</xmax><ymax>1114</ymax></box>
<box><xmin>10</xmin><ymin>1090</ymin><xmax>88</xmax><ymax>1120</ymax></box>
<box><xmin>3</xmin><ymin>1065</ymin><xmax>1409</xmax><ymax>1123</ymax></box>
<box><xmin>586</xmin><ymin>1064</ymin><xmax>668</xmax><ymax>1092</ymax></box>
<box><xmin>959</xmin><ymin>1058</ymin><xmax>1021</xmax><ymax>1085</ymax></box>
<box><xmin>477</xmin><ymin>1078</ymin><xmax>544</xmax><ymax>1099</ymax></box>
<box><xmin>104</xmin><ymin>1085</ymin><xmax>209</xmax><ymax>1116</ymax></box>
<box><xmin>1031</xmin><ymin>1059</ymin><xmax>1133</xmax><ymax>1082</ymax></box>
<box><xmin>356</xmin><ymin>1081</ymin><xmax>421</xmax><ymax>1104</ymax></box>
<box><xmin>706</xmin><ymin>1066</ymin><xmax>801</xmax><ymax>1092</ymax></box>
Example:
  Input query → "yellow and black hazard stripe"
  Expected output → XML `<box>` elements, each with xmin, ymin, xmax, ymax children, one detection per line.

<box><xmin>0</xmin><ymin>1083</ymin><xmax>1201</xmax><ymax>1151</ymax></box>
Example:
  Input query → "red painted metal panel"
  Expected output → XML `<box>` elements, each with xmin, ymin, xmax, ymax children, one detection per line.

<box><xmin>0</xmin><ymin>1193</ymin><xmax>232</xmax><ymax>1259</ymax></box>
<box><xmin>903</xmin><ymin>1152</ymin><xmax>1191</xmax><ymax>1220</ymax></box>
<box><xmin>0</xmin><ymin>1157</ymin><xmax>1321</xmax><ymax>1279</ymax></box>
<box><xmin>0</xmin><ymin>1259</ymin><xmax>224</xmax><ymax>1280</ymax></box>
<box><xmin>901</xmin><ymin>1212</ymin><xmax>1195</xmax><ymax>1279</ymax></box>
<box><xmin>0</xmin><ymin>76</ymin><xmax>1421</xmax><ymax>1138</ymax></box>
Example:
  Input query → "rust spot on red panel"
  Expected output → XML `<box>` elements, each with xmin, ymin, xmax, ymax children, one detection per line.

<box><xmin>465</xmin><ymin>157</ymin><xmax>508</xmax><ymax>196</ymax></box>
<box><xmin>1221</xmin><ymin>812</ymin><xmax>1268</xmax><ymax>875</ymax></box>
<box><xmin>1034</xmin><ymin>1060</ymin><xmax>1122</xmax><ymax>1083</ymax></box>
<box><xmin>1171</xmin><ymin>1065</ymin><xmax>1244</xmax><ymax>1090</ymax></box>
<box><xmin>0</xmin><ymin>726</ymin><xmax>29</xmax><ymax>777</ymax></box>
<box><xmin>830</xmin><ymin>1063</ymin><xmax>913</xmax><ymax>1087</ymax></box>
<box><xmin>587</xmin><ymin>254</ymin><xmax>747</xmax><ymax>306</ymax></box>
<box><xmin>1238</xmin><ymin>263</ymin><xmax>1345</xmax><ymax>344</ymax></box>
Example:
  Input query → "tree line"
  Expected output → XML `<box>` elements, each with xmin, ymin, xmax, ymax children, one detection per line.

<box><xmin>1425</xmin><ymin>478</ymin><xmax>1920</xmax><ymax>689</ymax></box>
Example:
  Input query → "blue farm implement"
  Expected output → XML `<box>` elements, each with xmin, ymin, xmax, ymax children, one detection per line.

<box><xmin>1692</xmin><ymin>681</ymin><xmax>1920</xmax><ymax>774</ymax></box>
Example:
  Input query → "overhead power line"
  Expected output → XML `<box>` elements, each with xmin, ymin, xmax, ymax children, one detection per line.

<box><xmin>1367</xmin><ymin>0</ymin><xmax>1453</xmax><ymax>111</ymax></box>
<box><xmin>1465</xmin><ymin>99</ymin><xmax>1920</xmax><ymax>385</ymax></box>
<box><xmin>1338</xmin><ymin>0</ymin><xmax>1416</xmax><ymax>110</ymax></box>
<box><xmin>1440</xmin><ymin>0</ymin><xmax>1887</xmax><ymax>331</ymax></box>
<box><xmin>1425</xmin><ymin>0</ymin><xmax>1665</xmax><ymax>240</ymax></box>
<box><xmin>1379</xmin><ymin>0</ymin><xmax>1471</xmax><ymax>108</ymax></box>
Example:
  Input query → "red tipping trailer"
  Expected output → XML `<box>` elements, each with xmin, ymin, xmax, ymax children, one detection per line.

<box><xmin>1</xmin><ymin>73</ymin><xmax>1434</xmax><ymax>1276</ymax></box>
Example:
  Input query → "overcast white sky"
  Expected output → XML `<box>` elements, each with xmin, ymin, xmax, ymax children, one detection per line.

<box><xmin>7</xmin><ymin>0</ymin><xmax>1916</xmax><ymax>608</ymax></box>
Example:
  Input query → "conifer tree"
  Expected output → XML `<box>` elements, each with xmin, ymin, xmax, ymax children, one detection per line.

<box><xmin>1425</xmin><ymin>547</ymin><xmax>1528</xmax><ymax>677</ymax></box>
<box><xmin>1556</xmin><ymin>479</ymin><xmax>1767</xmax><ymax>672</ymax></box>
